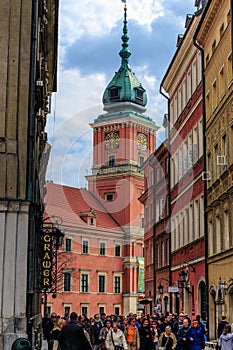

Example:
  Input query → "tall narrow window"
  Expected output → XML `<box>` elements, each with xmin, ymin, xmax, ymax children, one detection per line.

<box><xmin>187</xmin><ymin>71</ymin><xmax>192</xmax><ymax>101</ymax></box>
<box><xmin>223</xmin><ymin>210</ymin><xmax>230</xmax><ymax>250</ymax></box>
<box><xmin>157</xmin><ymin>244</ymin><xmax>160</xmax><ymax>268</ymax></box>
<box><xmin>65</xmin><ymin>238</ymin><xmax>71</xmax><ymax>252</ymax></box>
<box><xmin>216</xmin><ymin>214</ymin><xmax>221</xmax><ymax>253</ymax></box>
<box><xmin>81</xmin><ymin>306</ymin><xmax>88</xmax><ymax>316</ymax></box>
<box><xmin>198</xmin><ymin>119</ymin><xmax>203</xmax><ymax>157</ymax></box>
<box><xmin>64</xmin><ymin>306</ymin><xmax>70</xmax><ymax>316</ymax></box>
<box><xmin>82</xmin><ymin>240</ymin><xmax>88</xmax><ymax>254</ymax></box>
<box><xmin>99</xmin><ymin>306</ymin><xmax>105</xmax><ymax>314</ymax></box>
<box><xmin>109</xmin><ymin>154</ymin><xmax>116</xmax><ymax>166</ymax></box>
<box><xmin>81</xmin><ymin>274</ymin><xmax>88</xmax><ymax>293</ymax></box>
<box><xmin>228</xmin><ymin>54</ymin><xmax>232</xmax><ymax>83</ymax></box>
<box><xmin>189</xmin><ymin>204</ymin><xmax>193</xmax><ymax>243</ymax></box>
<box><xmin>161</xmin><ymin>241</ymin><xmax>165</xmax><ymax>267</ymax></box>
<box><xmin>184</xmin><ymin>209</ymin><xmax>188</xmax><ymax>245</ymax></box>
<box><xmin>212</xmin><ymin>81</ymin><xmax>217</xmax><ymax>109</ymax></box>
<box><xmin>194</xmin><ymin>199</ymin><xmax>199</xmax><ymax>239</ymax></box>
<box><xmin>208</xmin><ymin>219</ymin><xmax>213</xmax><ymax>256</ymax></box>
<box><xmin>182</xmin><ymin>80</ymin><xmax>187</xmax><ymax>110</ymax></box>
<box><xmin>166</xmin><ymin>239</ymin><xmax>169</xmax><ymax>265</ymax></box>
<box><xmin>141</xmin><ymin>216</ymin><xmax>144</xmax><ymax>228</ymax></box>
<box><xmin>206</xmin><ymin>92</ymin><xmax>210</xmax><ymax>118</ymax></box>
<box><xmin>98</xmin><ymin>275</ymin><xmax>105</xmax><ymax>293</ymax></box>
<box><xmin>63</xmin><ymin>273</ymin><xmax>71</xmax><ymax>291</ymax></box>
<box><xmin>99</xmin><ymin>242</ymin><xmax>106</xmax><ymax>256</ymax></box>
<box><xmin>139</xmin><ymin>156</ymin><xmax>144</xmax><ymax>167</ymax></box>
<box><xmin>214</xmin><ymin>144</ymin><xmax>219</xmax><ymax>179</ymax></box>
<box><xmin>221</xmin><ymin>134</ymin><xmax>227</xmax><ymax>173</ymax></box>
<box><xmin>200</xmin><ymin>196</ymin><xmax>204</xmax><ymax>237</ymax></box>
<box><xmin>179</xmin><ymin>212</ymin><xmax>184</xmax><ymax>247</ymax></box>
<box><xmin>115</xmin><ymin>244</ymin><xmax>121</xmax><ymax>257</ymax></box>
<box><xmin>192</xmin><ymin>60</ymin><xmax>197</xmax><ymax>94</ymax></box>
<box><xmin>114</xmin><ymin>276</ymin><xmax>121</xmax><ymax>293</ymax></box>
<box><xmin>114</xmin><ymin>306</ymin><xmax>120</xmax><ymax>315</ymax></box>
<box><xmin>197</xmin><ymin>52</ymin><xmax>202</xmax><ymax>84</ymax></box>
<box><xmin>219</xmin><ymin>67</ymin><xmax>225</xmax><ymax>97</ymax></box>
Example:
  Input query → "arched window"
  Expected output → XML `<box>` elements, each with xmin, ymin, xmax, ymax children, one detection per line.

<box><xmin>199</xmin><ymin>281</ymin><xmax>207</xmax><ymax>321</ymax></box>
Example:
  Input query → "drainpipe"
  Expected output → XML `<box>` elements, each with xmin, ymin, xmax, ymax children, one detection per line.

<box><xmin>26</xmin><ymin>0</ymin><xmax>39</xmax><ymax>343</ymax></box>
<box><xmin>193</xmin><ymin>34</ymin><xmax>209</xmax><ymax>339</ymax></box>
<box><xmin>159</xmin><ymin>86</ymin><xmax>172</xmax><ymax>312</ymax></box>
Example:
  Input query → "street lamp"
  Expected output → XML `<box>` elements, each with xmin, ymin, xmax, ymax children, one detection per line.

<box><xmin>178</xmin><ymin>269</ymin><xmax>188</xmax><ymax>288</ymax></box>
<box><xmin>217</xmin><ymin>277</ymin><xmax>226</xmax><ymax>303</ymax></box>
<box><xmin>157</xmin><ymin>278</ymin><xmax>169</xmax><ymax>294</ymax></box>
<box><xmin>158</xmin><ymin>282</ymin><xmax>164</xmax><ymax>295</ymax></box>
<box><xmin>53</xmin><ymin>227</ymin><xmax>65</xmax><ymax>247</ymax></box>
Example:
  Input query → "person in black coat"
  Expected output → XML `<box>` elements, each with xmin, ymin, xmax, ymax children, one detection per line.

<box><xmin>217</xmin><ymin>316</ymin><xmax>229</xmax><ymax>338</ymax></box>
<box><xmin>138</xmin><ymin>318</ymin><xmax>154</xmax><ymax>350</ymax></box>
<box><xmin>58</xmin><ymin>312</ymin><xmax>92</xmax><ymax>350</ymax></box>
<box><xmin>44</xmin><ymin>313</ymin><xmax>58</xmax><ymax>350</ymax></box>
<box><xmin>177</xmin><ymin>318</ymin><xmax>191</xmax><ymax>350</ymax></box>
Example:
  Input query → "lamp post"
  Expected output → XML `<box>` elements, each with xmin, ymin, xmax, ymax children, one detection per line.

<box><xmin>158</xmin><ymin>281</ymin><xmax>164</xmax><ymax>295</ymax></box>
<box><xmin>157</xmin><ymin>278</ymin><xmax>169</xmax><ymax>312</ymax></box>
<box><xmin>178</xmin><ymin>269</ymin><xmax>188</xmax><ymax>289</ymax></box>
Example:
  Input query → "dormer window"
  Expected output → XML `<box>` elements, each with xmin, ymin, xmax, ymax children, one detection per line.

<box><xmin>105</xmin><ymin>193</ymin><xmax>114</xmax><ymax>202</ymax></box>
<box><xmin>109</xmin><ymin>87</ymin><xmax>120</xmax><ymax>100</ymax></box>
<box><xmin>79</xmin><ymin>208</ymin><xmax>97</xmax><ymax>226</ymax></box>
<box><xmin>135</xmin><ymin>88</ymin><xmax>144</xmax><ymax>100</ymax></box>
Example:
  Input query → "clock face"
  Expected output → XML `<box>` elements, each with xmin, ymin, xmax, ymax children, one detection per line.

<box><xmin>105</xmin><ymin>132</ymin><xmax>119</xmax><ymax>150</ymax></box>
<box><xmin>137</xmin><ymin>133</ymin><xmax>147</xmax><ymax>151</ymax></box>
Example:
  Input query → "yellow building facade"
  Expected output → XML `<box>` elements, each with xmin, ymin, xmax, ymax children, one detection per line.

<box><xmin>195</xmin><ymin>0</ymin><xmax>233</xmax><ymax>339</ymax></box>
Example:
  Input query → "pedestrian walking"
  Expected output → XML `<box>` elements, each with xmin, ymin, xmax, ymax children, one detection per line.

<box><xmin>124</xmin><ymin>317</ymin><xmax>140</xmax><ymax>350</ymax></box>
<box><xmin>90</xmin><ymin>314</ymin><xmax>104</xmax><ymax>350</ymax></box>
<box><xmin>44</xmin><ymin>313</ymin><xmax>58</xmax><ymax>350</ymax></box>
<box><xmin>58</xmin><ymin>311</ymin><xmax>92</xmax><ymax>350</ymax></box>
<box><xmin>158</xmin><ymin>325</ymin><xmax>177</xmax><ymax>350</ymax></box>
<box><xmin>105</xmin><ymin>322</ymin><xmax>127</xmax><ymax>350</ymax></box>
<box><xmin>218</xmin><ymin>324</ymin><xmax>233</xmax><ymax>350</ymax></box>
<box><xmin>186</xmin><ymin>320</ymin><xmax>205</xmax><ymax>350</ymax></box>
<box><xmin>99</xmin><ymin>319</ymin><xmax>113</xmax><ymax>350</ymax></box>
<box><xmin>151</xmin><ymin>320</ymin><xmax>160</xmax><ymax>350</ymax></box>
<box><xmin>138</xmin><ymin>318</ymin><xmax>154</xmax><ymax>350</ymax></box>
<box><xmin>177</xmin><ymin>318</ymin><xmax>191</xmax><ymax>350</ymax></box>
<box><xmin>52</xmin><ymin>319</ymin><xmax>66</xmax><ymax>350</ymax></box>
<box><xmin>218</xmin><ymin>316</ymin><xmax>229</xmax><ymax>338</ymax></box>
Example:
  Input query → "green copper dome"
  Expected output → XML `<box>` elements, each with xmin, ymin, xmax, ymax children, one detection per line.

<box><xmin>102</xmin><ymin>5</ymin><xmax>147</xmax><ymax>107</ymax></box>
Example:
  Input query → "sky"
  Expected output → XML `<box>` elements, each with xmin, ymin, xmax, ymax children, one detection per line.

<box><xmin>45</xmin><ymin>0</ymin><xmax>196</xmax><ymax>188</ymax></box>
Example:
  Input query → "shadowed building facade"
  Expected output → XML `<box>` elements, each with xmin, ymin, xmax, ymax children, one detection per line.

<box><xmin>194</xmin><ymin>0</ymin><xmax>233</xmax><ymax>339</ymax></box>
<box><xmin>0</xmin><ymin>0</ymin><xmax>58</xmax><ymax>348</ymax></box>
<box><xmin>161</xmin><ymin>7</ymin><xmax>206</xmax><ymax>318</ymax></box>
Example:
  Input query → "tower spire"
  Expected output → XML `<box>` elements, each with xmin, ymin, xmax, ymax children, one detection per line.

<box><xmin>119</xmin><ymin>4</ymin><xmax>131</xmax><ymax>65</ymax></box>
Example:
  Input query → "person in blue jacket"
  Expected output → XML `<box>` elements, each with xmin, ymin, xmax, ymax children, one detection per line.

<box><xmin>186</xmin><ymin>320</ymin><xmax>205</xmax><ymax>350</ymax></box>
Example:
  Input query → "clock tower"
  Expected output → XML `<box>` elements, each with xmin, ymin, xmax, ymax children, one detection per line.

<box><xmin>87</xmin><ymin>5</ymin><xmax>158</xmax><ymax>313</ymax></box>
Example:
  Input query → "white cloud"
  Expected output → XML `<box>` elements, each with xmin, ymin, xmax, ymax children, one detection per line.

<box><xmin>46</xmin><ymin>0</ymin><xmax>196</xmax><ymax>186</ymax></box>
<box><xmin>59</xmin><ymin>0</ymin><xmax>165</xmax><ymax>47</ymax></box>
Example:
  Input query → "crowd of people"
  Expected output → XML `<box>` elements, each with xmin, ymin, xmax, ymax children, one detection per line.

<box><xmin>42</xmin><ymin>311</ymin><xmax>233</xmax><ymax>350</ymax></box>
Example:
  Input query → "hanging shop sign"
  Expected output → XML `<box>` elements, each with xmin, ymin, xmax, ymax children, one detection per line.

<box><xmin>41</xmin><ymin>232</ymin><xmax>53</xmax><ymax>289</ymax></box>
